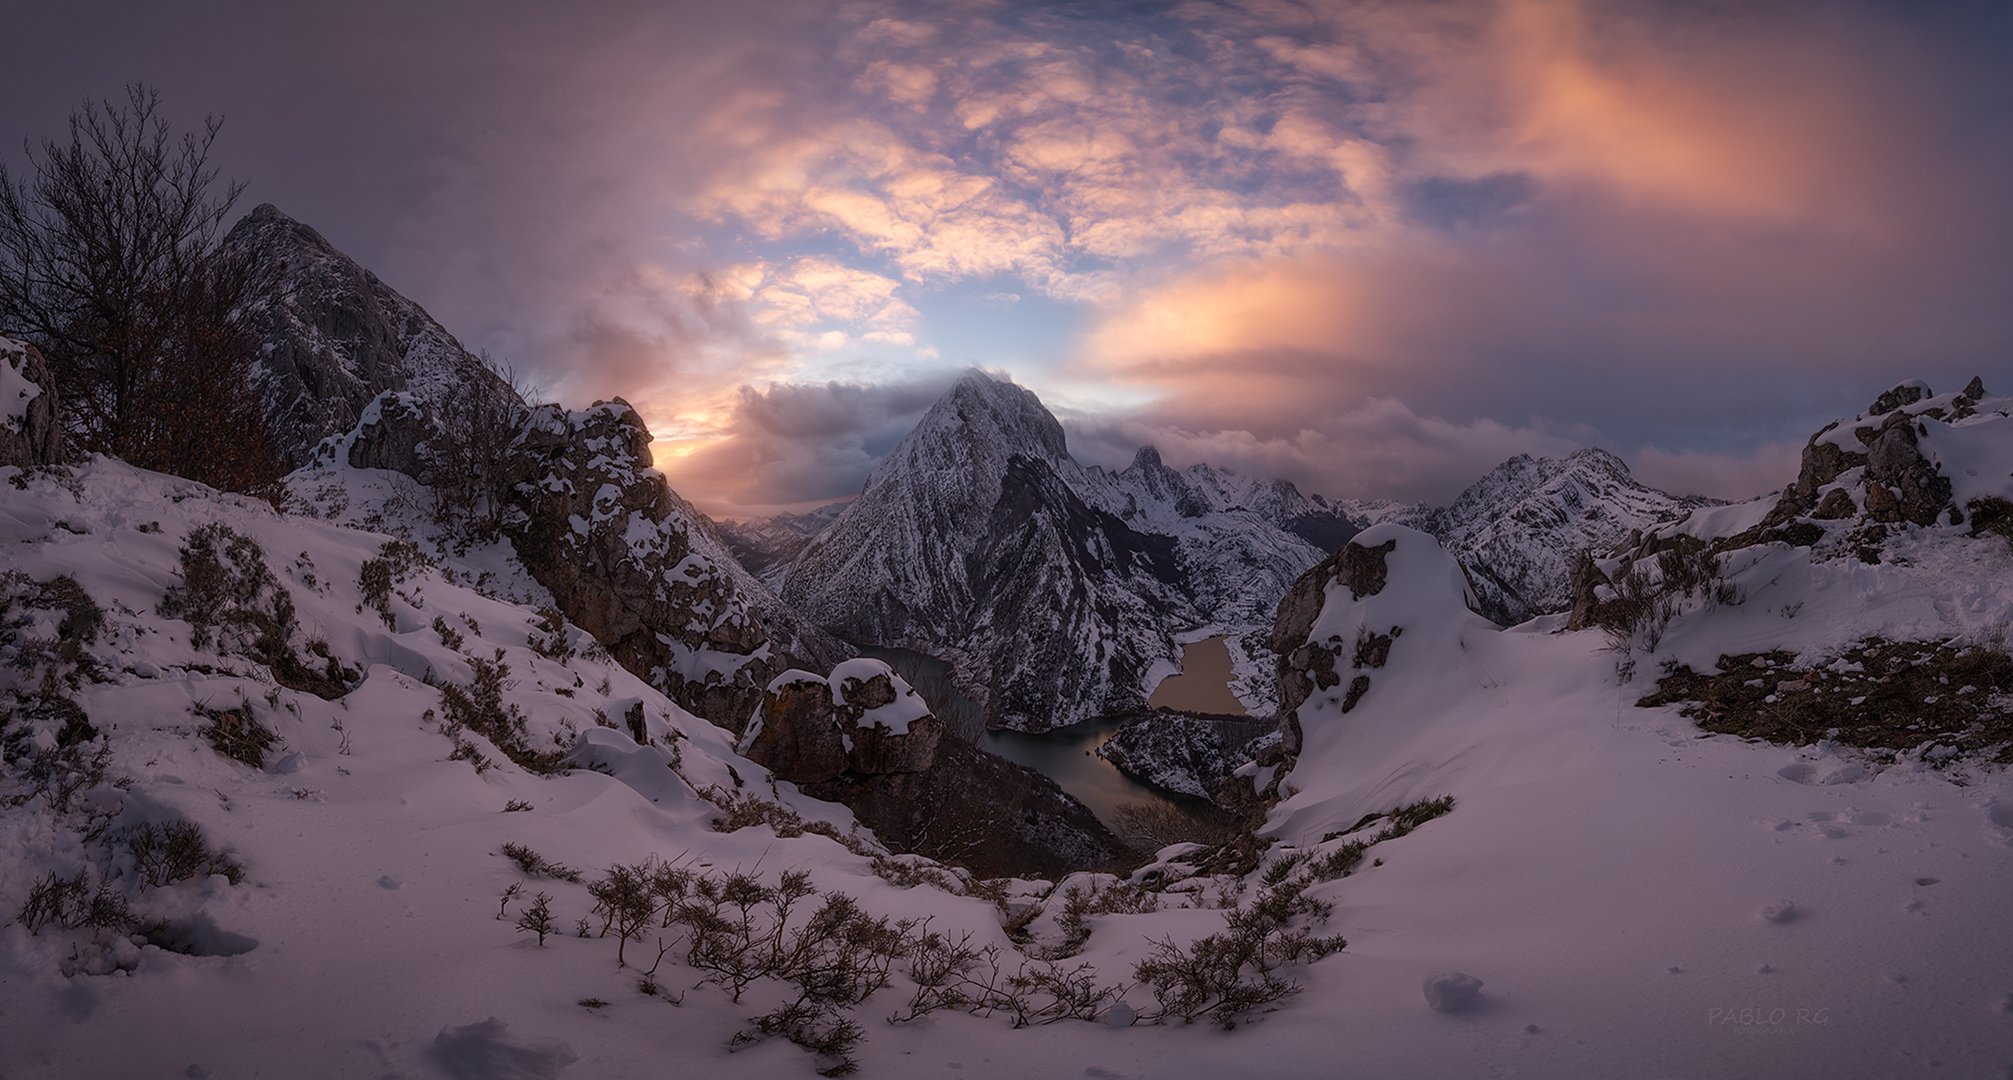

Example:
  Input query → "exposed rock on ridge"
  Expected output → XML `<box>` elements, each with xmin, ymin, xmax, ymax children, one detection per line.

<box><xmin>225</xmin><ymin>204</ymin><xmax>515</xmax><ymax>469</ymax></box>
<box><xmin>0</xmin><ymin>338</ymin><xmax>61</xmax><ymax>467</ymax></box>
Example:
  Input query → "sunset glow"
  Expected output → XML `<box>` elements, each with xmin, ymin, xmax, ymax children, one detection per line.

<box><xmin>9</xmin><ymin>0</ymin><xmax>2008</xmax><ymax>516</ymax></box>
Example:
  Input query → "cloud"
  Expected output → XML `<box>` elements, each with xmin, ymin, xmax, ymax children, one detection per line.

<box><xmin>9</xmin><ymin>0</ymin><xmax>2006</xmax><ymax>521</ymax></box>
<box><xmin>1064</xmin><ymin>396</ymin><xmax>1591</xmax><ymax>506</ymax></box>
<box><xmin>1627</xmin><ymin>442</ymin><xmax>1803</xmax><ymax>503</ymax></box>
<box><xmin>657</xmin><ymin>375</ymin><xmax>959</xmax><ymax>517</ymax></box>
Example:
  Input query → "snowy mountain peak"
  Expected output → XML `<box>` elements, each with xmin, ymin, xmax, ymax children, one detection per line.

<box><xmin>917</xmin><ymin>368</ymin><xmax>1070</xmax><ymax>460</ymax></box>
<box><xmin>785</xmin><ymin>379</ymin><xmax>1338</xmax><ymax>729</ymax></box>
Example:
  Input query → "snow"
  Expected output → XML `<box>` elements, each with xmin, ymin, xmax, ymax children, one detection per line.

<box><xmin>3</xmin><ymin>390</ymin><xmax>2012</xmax><ymax>1078</ymax></box>
<box><xmin>1421</xmin><ymin>971</ymin><xmax>1483</xmax><ymax>1012</ymax></box>
<box><xmin>0</xmin><ymin>337</ymin><xmax>40</xmax><ymax>429</ymax></box>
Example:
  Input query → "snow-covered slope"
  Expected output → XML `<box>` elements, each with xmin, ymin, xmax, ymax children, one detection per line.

<box><xmin>7</xmin><ymin>372</ymin><xmax>2009</xmax><ymax>1080</ymax></box>
<box><xmin>1242</xmin><ymin>499</ymin><xmax>2013</xmax><ymax>1077</ymax></box>
<box><xmin>779</xmin><ymin>372</ymin><xmax>1337</xmax><ymax>731</ymax></box>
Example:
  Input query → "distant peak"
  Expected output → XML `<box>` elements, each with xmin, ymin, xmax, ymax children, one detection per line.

<box><xmin>1132</xmin><ymin>445</ymin><xmax>1163</xmax><ymax>469</ymax></box>
<box><xmin>246</xmin><ymin>203</ymin><xmax>290</xmax><ymax>223</ymax></box>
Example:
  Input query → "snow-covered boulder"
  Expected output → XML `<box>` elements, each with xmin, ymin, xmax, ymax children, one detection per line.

<box><xmin>738</xmin><ymin>658</ymin><xmax>941</xmax><ymax>782</ymax></box>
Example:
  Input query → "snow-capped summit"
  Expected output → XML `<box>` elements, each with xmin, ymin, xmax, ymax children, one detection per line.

<box><xmin>781</xmin><ymin>371</ymin><xmax>1338</xmax><ymax>730</ymax></box>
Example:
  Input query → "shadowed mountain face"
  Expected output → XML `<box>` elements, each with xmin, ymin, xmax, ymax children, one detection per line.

<box><xmin>224</xmin><ymin>204</ymin><xmax>515</xmax><ymax>469</ymax></box>
<box><xmin>779</xmin><ymin>371</ymin><xmax>1338</xmax><ymax>732</ymax></box>
<box><xmin>760</xmin><ymin>374</ymin><xmax>1715</xmax><ymax>730</ymax></box>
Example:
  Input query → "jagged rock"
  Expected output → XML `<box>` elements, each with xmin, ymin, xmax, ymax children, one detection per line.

<box><xmin>1811</xmin><ymin>488</ymin><xmax>1857</xmax><ymax>520</ymax></box>
<box><xmin>346</xmin><ymin>392</ymin><xmax>434</xmax><ymax>474</ymax></box>
<box><xmin>1867</xmin><ymin>380</ymin><xmax>1930</xmax><ymax>417</ymax></box>
<box><xmin>226</xmin><ymin>204</ymin><xmax>517</xmax><ymax>470</ymax></box>
<box><xmin>503</xmin><ymin>400</ymin><xmax>783</xmax><ymax>729</ymax></box>
<box><xmin>1767</xmin><ymin>431</ymin><xmax>1869</xmax><ymax>523</ymax></box>
<box><xmin>1268</xmin><ymin>534</ymin><xmax>1408</xmax><ymax>754</ymax></box>
<box><xmin>1749</xmin><ymin>377</ymin><xmax>1993</xmax><ymax>542</ymax></box>
<box><xmin>0</xmin><ymin>338</ymin><xmax>61</xmax><ymax>467</ymax></box>
<box><xmin>1864</xmin><ymin>420</ymin><xmax>1951</xmax><ymax>527</ymax></box>
<box><xmin>739</xmin><ymin>660</ymin><xmax>942</xmax><ymax>782</ymax></box>
<box><xmin>1565</xmin><ymin>554</ymin><xmax>1610</xmax><ymax>631</ymax></box>
<box><xmin>740</xmin><ymin>673</ymin><xmax>852</xmax><ymax>783</ymax></box>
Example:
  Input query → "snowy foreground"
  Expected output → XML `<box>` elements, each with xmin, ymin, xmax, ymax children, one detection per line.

<box><xmin>2</xmin><ymin>457</ymin><xmax>2010</xmax><ymax>1079</ymax></box>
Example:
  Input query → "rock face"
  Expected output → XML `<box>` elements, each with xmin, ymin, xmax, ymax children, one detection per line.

<box><xmin>224</xmin><ymin>204</ymin><xmax>515</xmax><ymax>469</ymax></box>
<box><xmin>778</xmin><ymin>370</ymin><xmax>1341</xmax><ymax>731</ymax></box>
<box><xmin>499</xmin><ymin>399</ymin><xmax>850</xmax><ymax>729</ymax></box>
<box><xmin>0</xmin><ymin>338</ymin><xmax>61</xmax><ymax>467</ymax></box>
<box><xmin>1270</xmin><ymin>535</ymin><xmax>1406</xmax><ymax>758</ymax></box>
<box><xmin>1738</xmin><ymin>378</ymin><xmax>2002</xmax><ymax>547</ymax></box>
<box><xmin>739</xmin><ymin>660</ymin><xmax>942</xmax><ymax>783</ymax></box>
<box><xmin>740</xmin><ymin>660</ymin><xmax>1129</xmax><ymax>878</ymax></box>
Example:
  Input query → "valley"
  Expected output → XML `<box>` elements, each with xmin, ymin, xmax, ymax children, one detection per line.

<box><xmin>2</xmin><ymin>206</ymin><xmax>2010</xmax><ymax>1080</ymax></box>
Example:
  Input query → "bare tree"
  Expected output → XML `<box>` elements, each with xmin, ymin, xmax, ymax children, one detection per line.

<box><xmin>0</xmin><ymin>84</ymin><xmax>281</xmax><ymax>494</ymax></box>
<box><xmin>424</xmin><ymin>349</ymin><xmax>531</xmax><ymax>538</ymax></box>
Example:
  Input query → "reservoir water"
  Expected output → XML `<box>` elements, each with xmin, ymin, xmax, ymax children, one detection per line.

<box><xmin>857</xmin><ymin>640</ymin><xmax>1250</xmax><ymax>836</ymax></box>
<box><xmin>1146</xmin><ymin>636</ymin><xmax>1248</xmax><ymax>716</ymax></box>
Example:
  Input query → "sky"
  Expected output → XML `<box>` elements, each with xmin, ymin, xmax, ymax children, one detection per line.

<box><xmin>4</xmin><ymin>0</ymin><xmax>2012</xmax><ymax>519</ymax></box>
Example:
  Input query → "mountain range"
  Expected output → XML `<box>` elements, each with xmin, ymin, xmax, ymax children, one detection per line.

<box><xmin>733</xmin><ymin>372</ymin><xmax>1715</xmax><ymax>729</ymax></box>
<box><xmin>4</xmin><ymin>203</ymin><xmax>2011</xmax><ymax>1078</ymax></box>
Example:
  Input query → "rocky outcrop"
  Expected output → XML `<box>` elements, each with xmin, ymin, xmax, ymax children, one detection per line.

<box><xmin>0</xmin><ymin>338</ymin><xmax>61</xmax><ymax>467</ymax></box>
<box><xmin>739</xmin><ymin>660</ymin><xmax>942</xmax><ymax>783</ymax></box>
<box><xmin>1269</xmin><ymin>536</ymin><xmax>1402</xmax><ymax>753</ymax></box>
<box><xmin>1753</xmin><ymin>379</ymin><xmax>1991</xmax><ymax>541</ymax></box>
<box><xmin>502</xmin><ymin>400</ymin><xmax>787</xmax><ymax>729</ymax></box>
<box><xmin>225</xmin><ymin>204</ymin><xmax>516</xmax><ymax>469</ymax></box>
<box><xmin>345</xmin><ymin>393</ymin><xmax>434</xmax><ymax>475</ymax></box>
